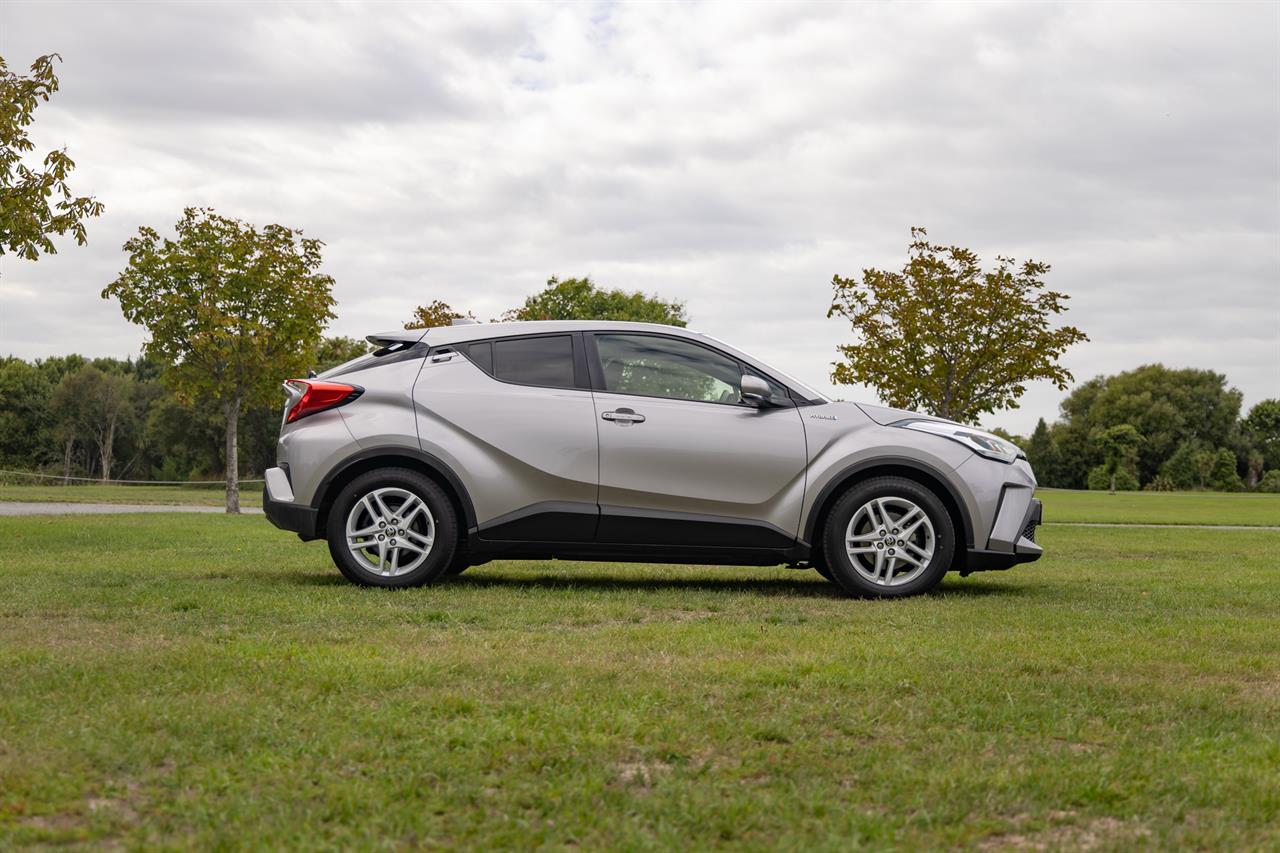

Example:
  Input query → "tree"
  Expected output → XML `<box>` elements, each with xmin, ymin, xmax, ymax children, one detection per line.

<box><xmin>1</xmin><ymin>54</ymin><xmax>104</xmax><ymax>261</ymax></box>
<box><xmin>1091</xmin><ymin>423</ymin><xmax>1142</xmax><ymax>494</ymax></box>
<box><xmin>0</xmin><ymin>357</ymin><xmax>54</xmax><ymax>468</ymax></box>
<box><xmin>405</xmin><ymin>300</ymin><xmax>470</xmax><ymax>330</ymax></box>
<box><xmin>313</xmin><ymin>336</ymin><xmax>371</xmax><ymax>373</ymax></box>
<box><xmin>828</xmin><ymin>228</ymin><xmax>1087</xmax><ymax>423</ymax></box>
<box><xmin>1243</xmin><ymin>399</ymin><xmax>1280</xmax><ymax>471</ymax></box>
<box><xmin>504</xmin><ymin>276</ymin><xmax>688</xmax><ymax>325</ymax></box>
<box><xmin>102</xmin><ymin>208</ymin><xmax>336</xmax><ymax>512</ymax></box>
<box><xmin>1024</xmin><ymin>418</ymin><xmax>1062</xmax><ymax>487</ymax></box>
<box><xmin>1208</xmin><ymin>447</ymin><xmax>1243</xmax><ymax>492</ymax></box>
<box><xmin>1056</xmin><ymin>365</ymin><xmax>1242</xmax><ymax>484</ymax></box>
<box><xmin>50</xmin><ymin>365</ymin><xmax>134</xmax><ymax>481</ymax></box>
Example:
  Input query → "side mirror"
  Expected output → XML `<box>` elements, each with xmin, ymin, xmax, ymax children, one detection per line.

<box><xmin>740</xmin><ymin>374</ymin><xmax>773</xmax><ymax>408</ymax></box>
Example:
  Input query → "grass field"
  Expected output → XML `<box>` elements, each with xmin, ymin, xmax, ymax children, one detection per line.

<box><xmin>1</xmin><ymin>514</ymin><xmax>1277</xmax><ymax>848</ymax></box>
<box><xmin>2</xmin><ymin>482</ymin><xmax>1278</xmax><ymax>527</ymax></box>
<box><xmin>0</xmin><ymin>482</ymin><xmax>263</xmax><ymax>507</ymax></box>
<box><xmin>1038</xmin><ymin>488</ymin><xmax>1280</xmax><ymax>527</ymax></box>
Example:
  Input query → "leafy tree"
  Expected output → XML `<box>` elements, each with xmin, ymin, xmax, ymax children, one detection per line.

<box><xmin>0</xmin><ymin>357</ymin><xmax>54</xmax><ymax>468</ymax></box>
<box><xmin>1258</xmin><ymin>470</ymin><xmax>1280</xmax><ymax>494</ymax></box>
<box><xmin>1160</xmin><ymin>439</ymin><xmax>1205</xmax><ymax>489</ymax></box>
<box><xmin>1091</xmin><ymin>423</ymin><xmax>1143</xmax><ymax>494</ymax></box>
<box><xmin>405</xmin><ymin>300</ymin><xmax>470</xmax><ymax>330</ymax></box>
<box><xmin>1056</xmin><ymin>365</ymin><xmax>1242</xmax><ymax>485</ymax></box>
<box><xmin>1024</xmin><ymin>418</ymin><xmax>1062</xmax><ymax>486</ymax></box>
<box><xmin>1243</xmin><ymin>399</ymin><xmax>1280</xmax><ymax>471</ymax></box>
<box><xmin>1</xmin><ymin>53</ymin><xmax>103</xmax><ymax>261</ymax></box>
<box><xmin>1244</xmin><ymin>449</ymin><xmax>1265</xmax><ymax>490</ymax></box>
<box><xmin>828</xmin><ymin>228</ymin><xmax>1087</xmax><ymax>422</ymax></box>
<box><xmin>50</xmin><ymin>365</ymin><xmax>134</xmax><ymax>481</ymax></box>
<box><xmin>1087</xmin><ymin>464</ymin><xmax>1139</xmax><ymax>491</ymax></box>
<box><xmin>102</xmin><ymin>208</ymin><xmax>336</xmax><ymax>512</ymax></box>
<box><xmin>313</xmin><ymin>336</ymin><xmax>372</xmax><ymax>373</ymax></box>
<box><xmin>49</xmin><ymin>371</ymin><xmax>87</xmax><ymax>481</ymax></box>
<box><xmin>1208</xmin><ymin>447</ymin><xmax>1243</xmax><ymax>492</ymax></box>
<box><xmin>505</xmin><ymin>276</ymin><xmax>687</xmax><ymax>326</ymax></box>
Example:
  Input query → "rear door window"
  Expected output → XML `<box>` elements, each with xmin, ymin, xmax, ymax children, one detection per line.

<box><xmin>492</xmin><ymin>335</ymin><xmax>576</xmax><ymax>388</ymax></box>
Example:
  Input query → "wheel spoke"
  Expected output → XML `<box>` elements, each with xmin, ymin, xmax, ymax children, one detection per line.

<box><xmin>894</xmin><ymin>506</ymin><xmax>920</xmax><ymax>533</ymax></box>
<box><xmin>883</xmin><ymin>556</ymin><xmax>897</xmax><ymax>583</ymax></box>
<box><xmin>895</xmin><ymin>549</ymin><xmax>922</xmax><ymax>568</ymax></box>
<box><xmin>399</xmin><ymin>497</ymin><xmax>424</xmax><ymax>525</ymax></box>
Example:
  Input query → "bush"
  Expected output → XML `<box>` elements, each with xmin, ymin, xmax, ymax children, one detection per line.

<box><xmin>1087</xmin><ymin>465</ymin><xmax>1140</xmax><ymax>491</ymax></box>
<box><xmin>1143</xmin><ymin>475</ymin><xmax>1176</xmax><ymax>492</ymax></box>
<box><xmin>1258</xmin><ymin>470</ymin><xmax>1280</xmax><ymax>493</ymax></box>
<box><xmin>1209</xmin><ymin>448</ymin><xmax>1243</xmax><ymax>492</ymax></box>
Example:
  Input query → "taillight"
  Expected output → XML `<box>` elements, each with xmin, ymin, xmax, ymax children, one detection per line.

<box><xmin>283</xmin><ymin>379</ymin><xmax>363</xmax><ymax>423</ymax></box>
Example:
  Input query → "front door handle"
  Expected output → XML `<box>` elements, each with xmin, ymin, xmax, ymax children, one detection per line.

<box><xmin>601</xmin><ymin>408</ymin><xmax>646</xmax><ymax>424</ymax></box>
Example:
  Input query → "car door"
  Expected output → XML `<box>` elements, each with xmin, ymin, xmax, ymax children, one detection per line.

<box><xmin>588</xmin><ymin>332</ymin><xmax>808</xmax><ymax>549</ymax></box>
<box><xmin>412</xmin><ymin>333</ymin><xmax>599</xmax><ymax>542</ymax></box>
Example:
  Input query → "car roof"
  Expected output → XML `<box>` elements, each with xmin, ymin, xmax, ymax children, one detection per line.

<box><xmin>422</xmin><ymin>320</ymin><xmax>706</xmax><ymax>347</ymax></box>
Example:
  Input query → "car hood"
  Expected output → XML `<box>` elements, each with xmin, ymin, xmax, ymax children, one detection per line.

<box><xmin>853</xmin><ymin>402</ymin><xmax>954</xmax><ymax>427</ymax></box>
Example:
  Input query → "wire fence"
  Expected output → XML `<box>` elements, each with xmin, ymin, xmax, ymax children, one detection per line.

<box><xmin>0</xmin><ymin>469</ymin><xmax>264</xmax><ymax>486</ymax></box>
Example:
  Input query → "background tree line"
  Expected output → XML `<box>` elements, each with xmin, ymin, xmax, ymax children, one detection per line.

<box><xmin>1008</xmin><ymin>367</ymin><xmax>1280</xmax><ymax>493</ymax></box>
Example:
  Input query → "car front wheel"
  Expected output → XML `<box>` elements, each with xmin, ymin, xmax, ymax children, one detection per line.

<box><xmin>326</xmin><ymin>468</ymin><xmax>458</xmax><ymax>588</ymax></box>
<box><xmin>822</xmin><ymin>476</ymin><xmax>955</xmax><ymax>598</ymax></box>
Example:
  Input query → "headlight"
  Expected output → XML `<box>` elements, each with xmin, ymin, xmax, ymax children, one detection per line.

<box><xmin>895</xmin><ymin>419</ymin><xmax>1024</xmax><ymax>464</ymax></box>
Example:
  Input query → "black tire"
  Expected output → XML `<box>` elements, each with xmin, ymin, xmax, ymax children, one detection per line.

<box><xmin>810</xmin><ymin>554</ymin><xmax>836</xmax><ymax>582</ymax></box>
<box><xmin>326</xmin><ymin>468</ymin><xmax>458</xmax><ymax>588</ymax></box>
<box><xmin>822</xmin><ymin>476</ymin><xmax>955</xmax><ymax>598</ymax></box>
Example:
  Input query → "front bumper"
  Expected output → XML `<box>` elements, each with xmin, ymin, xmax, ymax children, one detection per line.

<box><xmin>262</xmin><ymin>467</ymin><xmax>321</xmax><ymax>540</ymax></box>
<box><xmin>961</xmin><ymin>497</ymin><xmax>1042</xmax><ymax>574</ymax></box>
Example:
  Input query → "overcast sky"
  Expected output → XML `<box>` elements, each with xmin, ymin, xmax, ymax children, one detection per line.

<box><xmin>1</xmin><ymin>0</ymin><xmax>1277</xmax><ymax>433</ymax></box>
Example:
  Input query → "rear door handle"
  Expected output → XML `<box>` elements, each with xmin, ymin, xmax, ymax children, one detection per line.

<box><xmin>602</xmin><ymin>409</ymin><xmax>646</xmax><ymax>424</ymax></box>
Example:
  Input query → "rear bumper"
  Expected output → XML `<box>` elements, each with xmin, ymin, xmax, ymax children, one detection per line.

<box><xmin>961</xmin><ymin>498</ymin><xmax>1042</xmax><ymax>574</ymax></box>
<box><xmin>262</xmin><ymin>469</ymin><xmax>321</xmax><ymax>540</ymax></box>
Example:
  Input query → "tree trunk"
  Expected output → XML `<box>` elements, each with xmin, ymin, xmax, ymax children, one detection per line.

<box><xmin>99</xmin><ymin>419</ymin><xmax>116</xmax><ymax>484</ymax></box>
<box><xmin>62</xmin><ymin>437</ymin><xmax>74</xmax><ymax>484</ymax></box>
<box><xmin>224</xmin><ymin>396</ymin><xmax>242</xmax><ymax>514</ymax></box>
<box><xmin>1108</xmin><ymin>470</ymin><xmax>1116</xmax><ymax>495</ymax></box>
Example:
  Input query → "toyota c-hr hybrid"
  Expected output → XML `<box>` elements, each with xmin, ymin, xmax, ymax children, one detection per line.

<box><xmin>263</xmin><ymin>321</ymin><xmax>1042</xmax><ymax>597</ymax></box>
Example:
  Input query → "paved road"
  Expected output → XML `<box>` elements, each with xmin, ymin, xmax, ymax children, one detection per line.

<box><xmin>0</xmin><ymin>502</ymin><xmax>264</xmax><ymax>516</ymax></box>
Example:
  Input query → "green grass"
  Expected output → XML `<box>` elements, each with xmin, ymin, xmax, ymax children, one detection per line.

<box><xmin>1038</xmin><ymin>488</ymin><xmax>1280</xmax><ymax>527</ymax></box>
<box><xmin>4</xmin><ymin>483</ymin><xmax>1277</xmax><ymax>527</ymax></box>
<box><xmin>1</xmin><ymin>515</ymin><xmax>1277</xmax><ymax>848</ymax></box>
<box><xmin>0</xmin><ymin>482</ymin><xmax>261</xmax><ymax>507</ymax></box>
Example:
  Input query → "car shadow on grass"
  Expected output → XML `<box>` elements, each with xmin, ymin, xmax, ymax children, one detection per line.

<box><xmin>274</xmin><ymin>569</ymin><xmax>1028</xmax><ymax>599</ymax></box>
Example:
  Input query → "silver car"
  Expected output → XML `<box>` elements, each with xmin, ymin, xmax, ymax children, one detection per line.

<box><xmin>263</xmin><ymin>321</ymin><xmax>1041</xmax><ymax>597</ymax></box>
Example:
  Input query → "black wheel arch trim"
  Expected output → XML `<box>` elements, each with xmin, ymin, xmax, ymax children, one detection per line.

<box><xmin>311</xmin><ymin>445</ymin><xmax>479</xmax><ymax>534</ymax></box>
<box><xmin>803</xmin><ymin>456</ymin><xmax>975</xmax><ymax>549</ymax></box>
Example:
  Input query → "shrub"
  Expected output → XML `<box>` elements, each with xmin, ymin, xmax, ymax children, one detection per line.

<box><xmin>1208</xmin><ymin>448</ymin><xmax>1243</xmax><ymax>492</ymax></box>
<box><xmin>1258</xmin><ymin>470</ymin><xmax>1280</xmax><ymax>493</ymax></box>
<box><xmin>1087</xmin><ymin>465</ymin><xmax>1139</xmax><ymax>491</ymax></box>
<box><xmin>1143</xmin><ymin>475</ymin><xmax>1176</xmax><ymax>492</ymax></box>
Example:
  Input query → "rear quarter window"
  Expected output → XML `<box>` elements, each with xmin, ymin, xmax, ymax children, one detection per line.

<box><xmin>492</xmin><ymin>335</ymin><xmax>576</xmax><ymax>388</ymax></box>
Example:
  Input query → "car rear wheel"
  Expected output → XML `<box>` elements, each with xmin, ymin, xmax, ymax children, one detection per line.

<box><xmin>326</xmin><ymin>468</ymin><xmax>457</xmax><ymax>588</ymax></box>
<box><xmin>822</xmin><ymin>476</ymin><xmax>955</xmax><ymax>598</ymax></box>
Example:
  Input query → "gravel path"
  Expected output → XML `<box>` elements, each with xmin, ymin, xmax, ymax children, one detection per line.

<box><xmin>0</xmin><ymin>502</ymin><xmax>264</xmax><ymax>516</ymax></box>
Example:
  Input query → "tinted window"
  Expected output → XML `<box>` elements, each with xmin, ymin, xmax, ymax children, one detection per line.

<box><xmin>493</xmin><ymin>335</ymin><xmax>575</xmax><ymax>388</ymax></box>
<box><xmin>596</xmin><ymin>334</ymin><xmax>743</xmax><ymax>404</ymax></box>
<box><xmin>466</xmin><ymin>341</ymin><xmax>493</xmax><ymax>374</ymax></box>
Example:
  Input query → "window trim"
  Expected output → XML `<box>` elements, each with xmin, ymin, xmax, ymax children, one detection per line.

<box><xmin>451</xmin><ymin>332</ymin><xmax>591</xmax><ymax>392</ymax></box>
<box><xmin>584</xmin><ymin>331</ymin><xmax>797</xmax><ymax>409</ymax></box>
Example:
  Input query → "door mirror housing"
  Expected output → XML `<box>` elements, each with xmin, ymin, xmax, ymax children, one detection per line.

<box><xmin>740</xmin><ymin>374</ymin><xmax>774</xmax><ymax>408</ymax></box>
